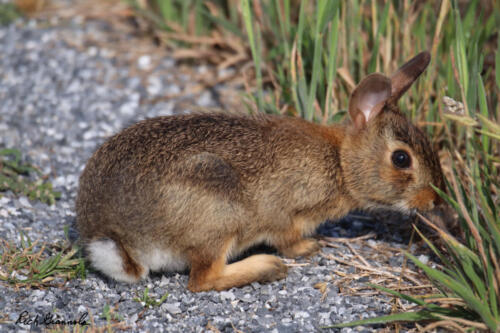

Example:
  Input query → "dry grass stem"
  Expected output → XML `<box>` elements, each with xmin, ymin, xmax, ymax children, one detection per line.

<box><xmin>345</xmin><ymin>243</ymin><xmax>372</xmax><ymax>268</ymax></box>
<box><xmin>421</xmin><ymin>320</ymin><xmax>468</xmax><ymax>333</ymax></box>
<box><xmin>434</xmin><ymin>314</ymin><xmax>489</xmax><ymax>330</ymax></box>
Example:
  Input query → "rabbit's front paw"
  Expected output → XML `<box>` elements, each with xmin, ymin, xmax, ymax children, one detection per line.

<box><xmin>279</xmin><ymin>238</ymin><xmax>321</xmax><ymax>258</ymax></box>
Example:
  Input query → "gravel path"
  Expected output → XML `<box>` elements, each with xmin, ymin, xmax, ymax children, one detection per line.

<box><xmin>0</xmin><ymin>8</ymin><xmax>425</xmax><ymax>333</ymax></box>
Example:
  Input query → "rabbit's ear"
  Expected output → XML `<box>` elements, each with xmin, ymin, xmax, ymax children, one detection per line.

<box><xmin>390</xmin><ymin>51</ymin><xmax>430</xmax><ymax>102</ymax></box>
<box><xmin>349</xmin><ymin>73</ymin><xmax>391</xmax><ymax>130</ymax></box>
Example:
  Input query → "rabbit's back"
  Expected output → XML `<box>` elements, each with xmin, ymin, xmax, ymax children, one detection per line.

<box><xmin>84</xmin><ymin>113</ymin><xmax>276</xmax><ymax>179</ymax></box>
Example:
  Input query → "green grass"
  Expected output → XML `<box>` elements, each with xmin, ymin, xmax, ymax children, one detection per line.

<box><xmin>0</xmin><ymin>231</ymin><xmax>85</xmax><ymax>288</ymax></box>
<box><xmin>126</xmin><ymin>0</ymin><xmax>500</xmax><ymax>330</ymax></box>
<box><xmin>134</xmin><ymin>287</ymin><xmax>169</xmax><ymax>308</ymax></box>
<box><xmin>0</xmin><ymin>2</ymin><xmax>22</xmax><ymax>26</ymax></box>
<box><xmin>0</xmin><ymin>148</ymin><xmax>61</xmax><ymax>205</ymax></box>
<box><xmin>101</xmin><ymin>304</ymin><xmax>124</xmax><ymax>325</ymax></box>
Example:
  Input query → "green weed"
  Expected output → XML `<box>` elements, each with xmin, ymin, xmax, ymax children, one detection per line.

<box><xmin>0</xmin><ymin>148</ymin><xmax>61</xmax><ymax>205</ymax></box>
<box><xmin>133</xmin><ymin>287</ymin><xmax>169</xmax><ymax>308</ymax></box>
<box><xmin>0</xmin><ymin>231</ymin><xmax>85</xmax><ymax>288</ymax></box>
<box><xmin>0</xmin><ymin>2</ymin><xmax>22</xmax><ymax>26</ymax></box>
<box><xmin>101</xmin><ymin>304</ymin><xmax>124</xmax><ymax>324</ymax></box>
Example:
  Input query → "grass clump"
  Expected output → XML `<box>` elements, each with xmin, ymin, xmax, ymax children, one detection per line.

<box><xmin>134</xmin><ymin>287</ymin><xmax>169</xmax><ymax>308</ymax></box>
<box><xmin>0</xmin><ymin>2</ymin><xmax>22</xmax><ymax>25</ymax></box>
<box><xmin>127</xmin><ymin>0</ymin><xmax>498</xmax><ymax>126</ymax></box>
<box><xmin>0</xmin><ymin>148</ymin><xmax>61</xmax><ymax>205</ymax></box>
<box><xmin>0</xmin><ymin>231</ymin><xmax>85</xmax><ymax>289</ymax></box>
<box><xmin>100</xmin><ymin>304</ymin><xmax>124</xmax><ymax>325</ymax></box>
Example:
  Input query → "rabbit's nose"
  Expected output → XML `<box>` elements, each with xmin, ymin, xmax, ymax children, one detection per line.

<box><xmin>410</xmin><ymin>187</ymin><xmax>439</xmax><ymax>211</ymax></box>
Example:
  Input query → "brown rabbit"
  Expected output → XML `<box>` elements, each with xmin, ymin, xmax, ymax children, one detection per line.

<box><xmin>76</xmin><ymin>52</ymin><xmax>444</xmax><ymax>292</ymax></box>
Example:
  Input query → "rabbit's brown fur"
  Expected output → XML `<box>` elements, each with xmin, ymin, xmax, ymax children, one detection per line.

<box><xmin>76</xmin><ymin>52</ymin><xmax>444</xmax><ymax>291</ymax></box>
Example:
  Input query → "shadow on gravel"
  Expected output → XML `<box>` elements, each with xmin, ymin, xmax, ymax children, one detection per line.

<box><xmin>227</xmin><ymin>210</ymin><xmax>421</xmax><ymax>264</ymax></box>
<box><xmin>317</xmin><ymin>210</ymin><xmax>417</xmax><ymax>244</ymax></box>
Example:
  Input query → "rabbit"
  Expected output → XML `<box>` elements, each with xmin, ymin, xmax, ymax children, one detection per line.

<box><xmin>76</xmin><ymin>51</ymin><xmax>445</xmax><ymax>292</ymax></box>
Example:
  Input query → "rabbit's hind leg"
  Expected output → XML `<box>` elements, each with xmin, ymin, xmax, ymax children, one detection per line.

<box><xmin>187</xmin><ymin>240</ymin><xmax>288</xmax><ymax>292</ymax></box>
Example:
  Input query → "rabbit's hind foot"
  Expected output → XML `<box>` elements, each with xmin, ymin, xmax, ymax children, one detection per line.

<box><xmin>187</xmin><ymin>253</ymin><xmax>288</xmax><ymax>292</ymax></box>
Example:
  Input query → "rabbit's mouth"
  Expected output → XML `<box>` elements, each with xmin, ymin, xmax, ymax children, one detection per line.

<box><xmin>362</xmin><ymin>198</ymin><xmax>414</xmax><ymax>216</ymax></box>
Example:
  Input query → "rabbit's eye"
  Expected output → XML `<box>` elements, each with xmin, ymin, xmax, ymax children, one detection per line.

<box><xmin>391</xmin><ymin>150</ymin><xmax>411</xmax><ymax>169</ymax></box>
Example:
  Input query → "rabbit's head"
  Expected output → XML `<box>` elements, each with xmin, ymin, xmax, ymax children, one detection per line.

<box><xmin>341</xmin><ymin>52</ymin><xmax>444</xmax><ymax>213</ymax></box>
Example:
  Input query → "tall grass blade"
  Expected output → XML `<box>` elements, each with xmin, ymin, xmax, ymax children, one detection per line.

<box><xmin>241</xmin><ymin>0</ymin><xmax>264</xmax><ymax>110</ymax></box>
<box><xmin>324</xmin><ymin>5</ymin><xmax>340</xmax><ymax>120</ymax></box>
<box><xmin>305</xmin><ymin>0</ymin><xmax>326</xmax><ymax>121</ymax></box>
<box><xmin>496</xmin><ymin>34</ymin><xmax>500</xmax><ymax>90</ymax></box>
<box><xmin>406</xmin><ymin>252</ymin><xmax>497</xmax><ymax>331</ymax></box>
<box><xmin>328</xmin><ymin>311</ymin><xmax>438</xmax><ymax>328</ymax></box>
<box><xmin>477</xmin><ymin>75</ymin><xmax>490</xmax><ymax>152</ymax></box>
<box><xmin>367</xmin><ymin>0</ymin><xmax>390</xmax><ymax>73</ymax></box>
